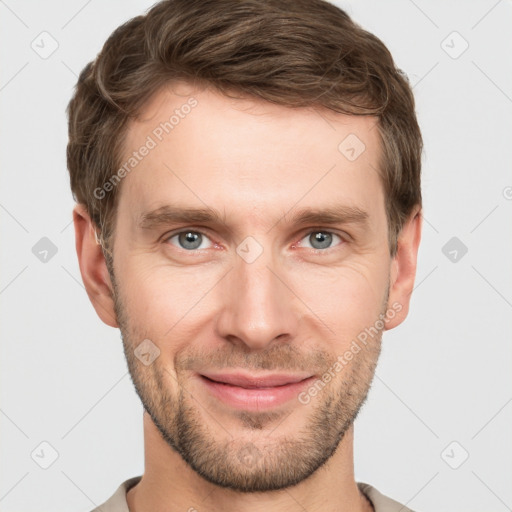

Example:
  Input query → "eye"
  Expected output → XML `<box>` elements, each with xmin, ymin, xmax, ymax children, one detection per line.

<box><xmin>163</xmin><ymin>229</ymin><xmax>344</xmax><ymax>253</ymax></box>
<box><xmin>166</xmin><ymin>230</ymin><xmax>214</xmax><ymax>251</ymax></box>
<box><xmin>297</xmin><ymin>230</ymin><xmax>344</xmax><ymax>251</ymax></box>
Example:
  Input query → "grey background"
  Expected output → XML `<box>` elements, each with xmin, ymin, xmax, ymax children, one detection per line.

<box><xmin>1</xmin><ymin>1</ymin><xmax>511</xmax><ymax>511</ymax></box>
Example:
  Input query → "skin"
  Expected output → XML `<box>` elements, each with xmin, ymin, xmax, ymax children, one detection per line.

<box><xmin>73</xmin><ymin>81</ymin><xmax>422</xmax><ymax>512</ymax></box>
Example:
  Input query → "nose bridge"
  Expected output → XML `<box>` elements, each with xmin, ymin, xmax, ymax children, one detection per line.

<box><xmin>216</xmin><ymin>237</ymin><xmax>297</xmax><ymax>349</ymax></box>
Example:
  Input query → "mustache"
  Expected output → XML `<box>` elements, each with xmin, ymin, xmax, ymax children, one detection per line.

<box><xmin>175</xmin><ymin>344</ymin><xmax>333</xmax><ymax>374</ymax></box>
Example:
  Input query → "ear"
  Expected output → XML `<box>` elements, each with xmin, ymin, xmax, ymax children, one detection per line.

<box><xmin>73</xmin><ymin>204</ymin><xmax>119</xmax><ymax>328</ymax></box>
<box><xmin>385</xmin><ymin>206</ymin><xmax>422</xmax><ymax>330</ymax></box>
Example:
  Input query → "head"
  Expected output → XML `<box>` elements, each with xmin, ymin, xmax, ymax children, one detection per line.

<box><xmin>68</xmin><ymin>0</ymin><xmax>422</xmax><ymax>493</ymax></box>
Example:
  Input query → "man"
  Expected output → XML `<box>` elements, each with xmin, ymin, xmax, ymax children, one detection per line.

<box><xmin>67</xmin><ymin>0</ymin><xmax>422</xmax><ymax>510</ymax></box>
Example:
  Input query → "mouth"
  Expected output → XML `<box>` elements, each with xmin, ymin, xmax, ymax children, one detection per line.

<box><xmin>197</xmin><ymin>372</ymin><xmax>315</xmax><ymax>410</ymax></box>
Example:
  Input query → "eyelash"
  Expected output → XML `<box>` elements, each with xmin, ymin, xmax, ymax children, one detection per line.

<box><xmin>163</xmin><ymin>228</ymin><xmax>346</xmax><ymax>254</ymax></box>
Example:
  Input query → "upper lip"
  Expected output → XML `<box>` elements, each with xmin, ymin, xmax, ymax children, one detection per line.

<box><xmin>200</xmin><ymin>372</ymin><xmax>313</xmax><ymax>388</ymax></box>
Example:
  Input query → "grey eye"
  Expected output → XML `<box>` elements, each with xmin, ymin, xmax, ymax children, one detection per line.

<box><xmin>168</xmin><ymin>231</ymin><xmax>212</xmax><ymax>251</ymax></box>
<box><xmin>301</xmin><ymin>231</ymin><xmax>342</xmax><ymax>250</ymax></box>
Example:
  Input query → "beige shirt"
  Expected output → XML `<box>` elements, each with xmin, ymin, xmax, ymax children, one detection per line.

<box><xmin>91</xmin><ymin>476</ymin><xmax>417</xmax><ymax>512</ymax></box>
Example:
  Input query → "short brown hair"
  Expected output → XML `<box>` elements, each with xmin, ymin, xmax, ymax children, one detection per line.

<box><xmin>66</xmin><ymin>0</ymin><xmax>422</xmax><ymax>257</ymax></box>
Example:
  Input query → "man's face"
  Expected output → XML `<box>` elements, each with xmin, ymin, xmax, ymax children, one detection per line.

<box><xmin>109</xmin><ymin>82</ymin><xmax>394</xmax><ymax>492</ymax></box>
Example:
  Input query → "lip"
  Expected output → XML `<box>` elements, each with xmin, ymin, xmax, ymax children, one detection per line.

<box><xmin>200</xmin><ymin>372</ymin><xmax>313</xmax><ymax>388</ymax></box>
<box><xmin>198</xmin><ymin>372</ymin><xmax>315</xmax><ymax>410</ymax></box>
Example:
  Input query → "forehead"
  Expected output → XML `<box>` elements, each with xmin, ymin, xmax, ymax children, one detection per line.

<box><xmin>118</xmin><ymin>82</ymin><xmax>384</xmax><ymax>231</ymax></box>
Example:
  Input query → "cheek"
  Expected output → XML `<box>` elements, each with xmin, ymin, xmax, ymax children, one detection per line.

<box><xmin>291</xmin><ymin>258</ymin><xmax>389</xmax><ymax>341</ymax></box>
<box><xmin>118</xmin><ymin>258</ymin><xmax>222</xmax><ymax>339</ymax></box>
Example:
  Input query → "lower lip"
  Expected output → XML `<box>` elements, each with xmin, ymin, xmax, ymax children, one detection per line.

<box><xmin>199</xmin><ymin>375</ymin><xmax>314</xmax><ymax>410</ymax></box>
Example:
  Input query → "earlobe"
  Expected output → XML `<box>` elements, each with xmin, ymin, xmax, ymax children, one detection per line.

<box><xmin>385</xmin><ymin>207</ymin><xmax>422</xmax><ymax>331</ymax></box>
<box><xmin>73</xmin><ymin>204</ymin><xmax>119</xmax><ymax>328</ymax></box>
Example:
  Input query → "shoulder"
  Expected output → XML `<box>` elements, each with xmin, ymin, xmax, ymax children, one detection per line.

<box><xmin>90</xmin><ymin>476</ymin><xmax>142</xmax><ymax>512</ymax></box>
<box><xmin>357</xmin><ymin>481</ymin><xmax>418</xmax><ymax>512</ymax></box>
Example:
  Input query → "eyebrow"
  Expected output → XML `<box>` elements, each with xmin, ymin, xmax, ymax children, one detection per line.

<box><xmin>138</xmin><ymin>204</ymin><xmax>369</xmax><ymax>232</ymax></box>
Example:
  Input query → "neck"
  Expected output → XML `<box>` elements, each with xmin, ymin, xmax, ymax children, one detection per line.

<box><xmin>126</xmin><ymin>412</ymin><xmax>373</xmax><ymax>512</ymax></box>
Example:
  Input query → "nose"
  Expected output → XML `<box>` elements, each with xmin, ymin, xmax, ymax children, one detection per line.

<box><xmin>215</xmin><ymin>246</ymin><xmax>299</xmax><ymax>351</ymax></box>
